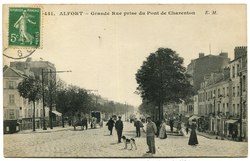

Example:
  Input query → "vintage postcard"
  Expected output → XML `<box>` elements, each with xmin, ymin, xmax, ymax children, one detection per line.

<box><xmin>2</xmin><ymin>4</ymin><xmax>247</xmax><ymax>158</ymax></box>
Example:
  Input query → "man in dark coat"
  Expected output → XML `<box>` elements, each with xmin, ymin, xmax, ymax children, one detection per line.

<box><xmin>115</xmin><ymin>116</ymin><xmax>123</xmax><ymax>143</ymax></box>
<box><xmin>83</xmin><ymin>116</ymin><xmax>88</xmax><ymax>130</ymax></box>
<box><xmin>106</xmin><ymin>117</ymin><xmax>115</xmax><ymax>135</ymax></box>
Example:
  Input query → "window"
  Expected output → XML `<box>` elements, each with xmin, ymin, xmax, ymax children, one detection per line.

<box><xmin>226</xmin><ymin>103</ymin><xmax>229</xmax><ymax>113</ymax></box>
<box><xmin>237</xmin><ymin>104</ymin><xmax>240</xmax><ymax>116</ymax></box>
<box><xmin>218</xmin><ymin>89</ymin><xmax>220</xmax><ymax>98</ymax></box>
<box><xmin>223</xmin><ymin>87</ymin><xmax>225</xmax><ymax>97</ymax></box>
<box><xmin>232</xmin><ymin>66</ymin><xmax>235</xmax><ymax>78</ymax></box>
<box><xmin>237</xmin><ymin>86</ymin><xmax>240</xmax><ymax>96</ymax></box>
<box><xmin>223</xmin><ymin>103</ymin><xmax>225</xmax><ymax>114</ymax></box>
<box><xmin>233</xmin><ymin>104</ymin><xmax>235</xmax><ymax>115</ymax></box>
<box><xmin>28</xmin><ymin>109</ymin><xmax>31</xmax><ymax>118</ymax></box>
<box><xmin>227</xmin><ymin>87</ymin><xmax>229</xmax><ymax>96</ymax></box>
<box><xmin>40</xmin><ymin>109</ymin><xmax>43</xmax><ymax>117</ymax></box>
<box><xmin>8</xmin><ymin>81</ymin><xmax>15</xmax><ymax>89</ymax></box>
<box><xmin>237</xmin><ymin>64</ymin><xmax>240</xmax><ymax>76</ymax></box>
<box><xmin>25</xmin><ymin>109</ymin><xmax>27</xmax><ymax>118</ymax></box>
<box><xmin>9</xmin><ymin>109</ymin><xmax>15</xmax><ymax>119</ymax></box>
<box><xmin>243</xmin><ymin>75</ymin><xmax>246</xmax><ymax>92</ymax></box>
<box><xmin>9</xmin><ymin>95</ymin><xmax>15</xmax><ymax>104</ymax></box>
<box><xmin>233</xmin><ymin>87</ymin><xmax>235</xmax><ymax>97</ymax></box>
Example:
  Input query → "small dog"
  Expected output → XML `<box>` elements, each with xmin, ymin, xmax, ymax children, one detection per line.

<box><xmin>121</xmin><ymin>136</ymin><xmax>137</xmax><ymax>150</ymax></box>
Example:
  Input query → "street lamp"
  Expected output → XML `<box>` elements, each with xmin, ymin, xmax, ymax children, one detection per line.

<box><xmin>41</xmin><ymin>69</ymin><xmax>72</xmax><ymax>130</ymax></box>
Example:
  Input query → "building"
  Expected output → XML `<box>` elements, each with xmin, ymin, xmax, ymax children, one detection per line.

<box><xmin>196</xmin><ymin>46</ymin><xmax>247</xmax><ymax>141</ymax></box>
<box><xmin>3</xmin><ymin>66</ymin><xmax>49</xmax><ymax>133</ymax></box>
<box><xmin>4</xmin><ymin>58</ymin><xmax>62</xmax><ymax>132</ymax></box>
<box><xmin>187</xmin><ymin>52</ymin><xmax>230</xmax><ymax>93</ymax></box>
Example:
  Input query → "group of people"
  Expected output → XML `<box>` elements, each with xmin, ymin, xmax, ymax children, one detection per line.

<box><xmin>106</xmin><ymin>116</ymin><xmax>124</xmax><ymax>143</ymax></box>
<box><xmin>106</xmin><ymin>115</ymin><xmax>199</xmax><ymax>155</ymax></box>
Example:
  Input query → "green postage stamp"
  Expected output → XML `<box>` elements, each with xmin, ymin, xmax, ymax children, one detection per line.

<box><xmin>8</xmin><ymin>7</ymin><xmax>41</xmax><ymax>48</ymax></box>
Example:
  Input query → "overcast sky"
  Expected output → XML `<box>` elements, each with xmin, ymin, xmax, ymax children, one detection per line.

<box><xmin>3</xmin><ymin>4</ymin><xmax>247</xmax><ymax>107</ymax></box>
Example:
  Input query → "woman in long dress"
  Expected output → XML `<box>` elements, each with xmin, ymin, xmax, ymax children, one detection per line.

<box><xmin>159</xmin><ymin>119</ymin><xmax>167</xmax><ymax>139</ymax></box>
<box><xmin>188</xmin><ymin>119</ymin><xmax>199</xmax><ymax>145</ymax></box>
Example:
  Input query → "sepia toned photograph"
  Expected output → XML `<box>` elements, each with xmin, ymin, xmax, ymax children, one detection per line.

<box><xmin>2</xmin><ymin>4</ymin><xmax>248</xmax><ymax>158</ymax></box>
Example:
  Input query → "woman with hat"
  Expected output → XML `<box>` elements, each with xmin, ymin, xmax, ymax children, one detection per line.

<box><xmin>188</xmin><ymin>119</ymin><xmax>199</xmax><ymax>146</ymax></box>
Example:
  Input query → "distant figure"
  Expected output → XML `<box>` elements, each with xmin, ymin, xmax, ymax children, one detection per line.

<box><xmin>185</xmin><ymin>121</ymin><xmax>190</xmax><ymax>135</ymax></box>
<box><xmin>188</xmin><ymin>119</ymin><xmax>199</xmax><ymax>146</ymax></box>
<box><xmin>83</xmin><ymin>116</ymin><xmax>88</xmax><ymax>130</ymax></box>
<box><xmin>146</xmin><ymin>116</ymin><xmax>157</xmax><ymax>154</ymax></box>
<box><xmin>99</xmin><ymin>119</ymin><xmax>103</xmax><ymax>128</ymax></box>
<box><xmin>115</xmin><ymin>116</ymin><xmax>123</xmax><ymax>143</ymax></box>
<box><xmin>159</xmin><ymin>119</ymin><xmax>167</xmax><ymax>139</ymax></box>
<box><xmin>134</xmin><ymin>118</ymin><xmax>143</xmax><ymax>137</ymax></box>
<box><xmin>169</xmin><ymin>119</ymin><xmax>174</xmax><ymax>132</ymax></box>
<box><xmin>156</xmin><ymin>120</ymin><xmax>161</xmax><ymax>137</ymax></box>
<box><xmin>106</xmin><ymin>117</ymin><xmax>115</xmax><ymax>135</ymax></box>
<box><xmin>177</xmin><ymin>120</ymin><xmax>182</xmax><ymax>134</ymax></box>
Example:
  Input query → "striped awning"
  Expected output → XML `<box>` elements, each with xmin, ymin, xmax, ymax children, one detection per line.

<box><xmin>52</xmin><ymin>110</ymin><xmax>62</xmax><ymax>116</ymax></box>
<box><xmin>188</xmin><ymin>115</ymin><xmax>201</xmax><ymax>121</ymax></box>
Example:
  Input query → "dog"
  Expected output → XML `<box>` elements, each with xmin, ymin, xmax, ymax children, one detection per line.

<box><xmin>121</xmin><ymin>136</ymin><xmax>137</xmax><ymax>150</ymax></box>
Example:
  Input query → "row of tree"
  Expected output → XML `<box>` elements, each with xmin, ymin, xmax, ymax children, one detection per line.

<box><xmin>135</xmin><ymin>48</ymin><xmax>194</xmax><ymax>121</ymax></box>
<box><xmin>18</xmin><ymin>73</ymin><xmax>134</xmax><ymax>131</ymax></box>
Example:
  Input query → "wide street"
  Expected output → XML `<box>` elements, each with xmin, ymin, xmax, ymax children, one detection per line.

<box><xmin>4</xmin><ymin>121</ymin><xmax>247</xmax><ymax>158</ymax></box>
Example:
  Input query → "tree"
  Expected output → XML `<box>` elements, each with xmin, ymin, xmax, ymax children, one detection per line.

<box><xmin>135</xmin><ymin>48</ymin><xmax>194</xmax><ymax>120</ymax></box>
<box><xmin>18</xmin><ymin>76</ymin><xmax>42</xmax><ymax>131</ymax></box>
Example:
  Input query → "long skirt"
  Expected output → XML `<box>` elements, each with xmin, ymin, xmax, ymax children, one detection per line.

<box><xmin>188</xmin><ymin>130</ymin><xmax>198</xmax><ymax>145</ymax></box>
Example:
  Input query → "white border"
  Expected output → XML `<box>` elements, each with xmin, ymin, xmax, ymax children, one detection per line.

<box><xmin>1</xmin><ymin>1</ymin><xmax>249</xmax><ymax>161</ymax></box>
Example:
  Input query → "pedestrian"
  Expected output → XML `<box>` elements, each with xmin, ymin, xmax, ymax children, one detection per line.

<box><xmin>188</xmin><ymin>119</ymin><xmax>199</xmax><ymax>146</ymax></box>
<box><xmin>185</xmin><ymin>121</ymin><xmax>190</xmax><ymax>135</ymax></box>
<box><xmin>159</xmin><ymin>119</ymin><xmax>167</xmax><ymax>139</ymax></box>
<box><xmin>106</xmin><ymin>117</ymin><xmax>115</xmax><ymax>135</ymax></box>
<box><xmin>169</xmin><ymin>119</ymin><xmax>174</xmax><ymax>132</ymax></box>
<box><xmin>177</xmin><ymin>120</ymin><xmax>182</xmax><ymax>134</ymax></box>
<box><xmin>83</xmin><ymin>116</ymin><xmax>88</xmax><ymax>130</ymax></box>
<box><xmin>115</xmin><ymin>116</ymin><xmax>123</xmax><ymax>143</ymax></box>
<box><xmin>134</xmin><ymin>118</ymin><xmax>143</xmax><ymax>137</ymax></box>
<box><xmin>146</xmin><ymin>116</ymin><xmax>157</xmax><ymax>154</ymax></box>
<box><xmin>156</xmin><ymin>120</ymin><xmax>161</xmax><ymax>137</ymax></box>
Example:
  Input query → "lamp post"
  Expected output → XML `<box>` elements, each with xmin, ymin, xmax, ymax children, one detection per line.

<box><xmin>41</xmin><ymin>69</ymin><xmax>72</xmax><ymax>130</ymax></box>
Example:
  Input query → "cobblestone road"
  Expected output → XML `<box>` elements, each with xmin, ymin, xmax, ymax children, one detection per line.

<box><xmin>3</xmin><ymin>122</ymin><xmax>248</xmax><ymax>158</ymax></box>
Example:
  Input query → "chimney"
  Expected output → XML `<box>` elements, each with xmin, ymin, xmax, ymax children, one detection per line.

<box><xmin>199</xmin><ymin>53</ymin><xmax>205</xmax><ymax>58</ymax></box>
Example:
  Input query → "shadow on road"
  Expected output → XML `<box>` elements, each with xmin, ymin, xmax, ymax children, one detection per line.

<box><xmin>142</xmin><ymin>153</ymin><xmax>153</xmax><ymax>157</ymax></box>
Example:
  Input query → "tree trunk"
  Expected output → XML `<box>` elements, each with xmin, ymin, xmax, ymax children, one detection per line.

<box><xmin>32</xmin><ymin>101</ymin><xmax>36</xmax><ymax>131</ymax></box>
<box><xmin>62</xmin><ymin>113</ymin><xmax>65</xmax><ymax>128</ymax></box>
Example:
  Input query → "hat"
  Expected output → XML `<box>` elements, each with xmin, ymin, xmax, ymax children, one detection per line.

<box><xmin>118</xmin><ymin>116</ymin><xmax>122</xmax><ymax>118</ymax></box>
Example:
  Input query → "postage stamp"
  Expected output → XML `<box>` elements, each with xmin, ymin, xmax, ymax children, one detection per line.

<box><xmin>8</xmin><ymin>7</ymin><xmax>41</xmax><ymax>48</ymax></box>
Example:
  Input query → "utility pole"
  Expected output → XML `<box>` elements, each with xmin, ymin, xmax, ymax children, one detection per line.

<box><xmin>41</xmin><ymin>69</ymin><xmax>47</xmax><ymax>130</ymax></box>
<box><xmin>42</xmin><ymin>69</ymin><xmax>72</xmax><ymax>130</ymax></box>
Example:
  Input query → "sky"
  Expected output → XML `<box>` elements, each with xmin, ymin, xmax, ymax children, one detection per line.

<box><xmin>3</xmin><ymin>4</ymin><xmax>247</xmax><ymax>107</ymax></box>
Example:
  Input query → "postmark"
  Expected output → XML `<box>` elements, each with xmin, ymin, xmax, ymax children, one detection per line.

<box><xmin>8</xmin><ymin>7</ymin><xmax>41</xmax><ymax>47</ymax></box>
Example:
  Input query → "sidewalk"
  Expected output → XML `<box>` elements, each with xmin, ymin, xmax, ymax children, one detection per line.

<box><xmin>18</xmin><ymin>125</ymin><xmax>73</xmax><ymax>134</ymax></box>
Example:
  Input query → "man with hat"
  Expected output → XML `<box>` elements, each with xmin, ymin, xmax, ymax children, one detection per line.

<box><xmin>146</xmin><ymin>116</ymin><xmax>157</xmax><ymax>154</ymax></box>
<box><xmin>115</xmin><ymin>116</ymin><xmax>123</xmax><ymax>143</ymax></box>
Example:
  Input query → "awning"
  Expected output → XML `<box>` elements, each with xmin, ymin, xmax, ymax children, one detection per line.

<box><xmin>225</xmin><ymin>119</ymin><xmax>238</xmax><ymax>124</ymax></box>
<box><xmin>52</xmin><ymin>110</ymin><xmax>62</xmax><ymax>116</ymax></box>
<box><xmin>188</xmin><ymin>115</ymin><xmax>201</xmax><ymax>121</ymax></box>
